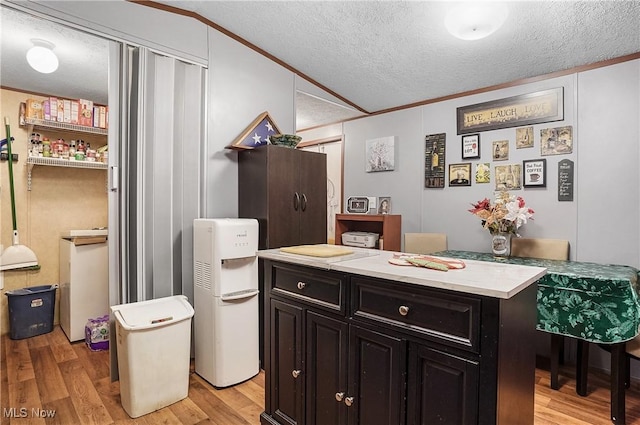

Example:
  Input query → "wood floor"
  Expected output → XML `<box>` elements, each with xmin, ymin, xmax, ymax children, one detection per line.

<box><xmin>3</xmin><ymin>326</ymin><xmax>640</xmax><ymax>425</ymax></box>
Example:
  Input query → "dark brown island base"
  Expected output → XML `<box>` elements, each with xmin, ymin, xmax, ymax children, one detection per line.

<box><xmin>258</xmin><ymin>245</ymin><xmax>546</xmax><ymax>425</ymax></box>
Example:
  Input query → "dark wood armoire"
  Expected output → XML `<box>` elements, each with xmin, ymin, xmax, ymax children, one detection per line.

<box><xmin>238</xmin><ymin>144</ymin><xmax>328</xmax><ymax>365</ymax></box>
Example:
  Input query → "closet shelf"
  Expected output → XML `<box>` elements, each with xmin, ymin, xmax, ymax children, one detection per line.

<box><xmin>26</xmin><ymin>157</ymin><xmax>107</xmax><ymax>191</ymax></box>
<box><xmin>24</xmin><ymin>117</ymin><xmax>108</xmax><ymax>136</ymax></box>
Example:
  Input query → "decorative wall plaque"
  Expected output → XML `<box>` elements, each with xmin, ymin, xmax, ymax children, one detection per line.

<box><xmin>457</xmin><ymin>87</ymin><xmax>564</xmax><ymax>134</ymax></box>
<box><xmin>558</xmin><ymin>159</ymin><xmax>574</xmax><ymax>201</ymax></box>
<box><xmin>425</xmin><ymin>133</ymin><xmax>446</xmax><ymax>188</ymax></box>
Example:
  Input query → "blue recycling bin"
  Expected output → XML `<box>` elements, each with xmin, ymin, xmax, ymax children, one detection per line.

<box><xmin>5</xmin><ymin>284</ymin><xmax>58</xmax><ymax>340</ymax></box>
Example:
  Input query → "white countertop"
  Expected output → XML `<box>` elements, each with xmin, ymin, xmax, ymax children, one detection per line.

<box><xmin>258</xmin><ymin>245</ymin><xmax>547</xmax><ymax>299</ymax></box>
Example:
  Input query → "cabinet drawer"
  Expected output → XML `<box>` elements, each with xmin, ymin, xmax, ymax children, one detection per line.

<box><xmin>352</xmin><ymin>277</ymin><xmax>480</xmax><ymax>352</ymax></box>
<box><xmin>271</xmin><ymin>263</ymin><xmax>346</xmax><ymax>313</ymax></box>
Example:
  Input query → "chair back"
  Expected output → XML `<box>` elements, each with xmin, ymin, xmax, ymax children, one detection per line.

<box><xmin>511</xmin><ymin>238</ymin><xmax>569</xmax><ymax>261</ymax></box>
<box><xmin>404</xmin><ymin>233</ymin><xmax>447</xmax><ymax>254</ymax></box>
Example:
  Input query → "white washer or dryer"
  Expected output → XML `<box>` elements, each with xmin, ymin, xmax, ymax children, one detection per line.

<box><xmin>59</xmin><ymin>229</ymin><xmax>109</xmax><ymax>342</ymax></box>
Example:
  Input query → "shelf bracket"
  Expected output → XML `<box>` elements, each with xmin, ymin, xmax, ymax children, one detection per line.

<box><xmin>27</xmin><ymin>162</ymin><xmax>34</xmax><ymax>191</ymax></box>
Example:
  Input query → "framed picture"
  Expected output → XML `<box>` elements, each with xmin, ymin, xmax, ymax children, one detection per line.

<box><xmin>456</xmin><ymin>87</ymin><xmax>564</xmax><ymax>134</ymax></box>
<box><xmin>378</xmin><ymin>197</ymin><xmax>391</xmax><ymax>214</ymax></box>
<box><xmin>462</xmin><ymin>134</ymin><xmax>480</xmax><ymax>159</ymax></box>
<box><xmin>523</xmin><ymin>159</ymin><xmax>547</xmax><ymax>187</ymax></box>
<box><xmin>541</xmin><ymin>126</ymin><xmax>573</xmax><ymax>155</ymax></box>
<box><xmin>366</xmin><ymin>136</ymin><xmax>395</xmax><ymax>172</ymax></box>
<box><xmin>449</xmin><ymin>163</ymin><xmax>471</xmax><ymax>187</ymax></box>
<box><xmin>516</xmin><ymin>126</ymin><xmax>534</xmax><ymax>149</ymax></box>
<box><xmin>495</xmin><ymin>164</ymin><xmax>521</xmax><ymax>191</ymax></box>
<box><xmin>475</xmin><ymin>163</ymin><xmax>491</xmax><ymax>184</ymax></box>
<box><xmin>425</xmin><ymin>133</ymin><xmax>446</xmax><ymax>188</ymax></box>
<box><xmin>492</xmin><ymin>140</ymin><xmax>509</xmax><ymax>161</ymax></box>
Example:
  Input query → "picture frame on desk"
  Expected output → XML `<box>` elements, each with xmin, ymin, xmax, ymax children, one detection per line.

<box><xmin>378</xmin><ymin>197</ymin><xmax>391</xmax><ymax>214</ymax></box>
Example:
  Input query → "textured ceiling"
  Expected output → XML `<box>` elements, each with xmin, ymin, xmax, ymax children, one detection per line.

<box><xmin>0</xmin><ymin>6</ymin><xmax>109</xmax><ymax>105</ymax></box>
<box><xmin>172</xmin><ymin>0</ymin><xmax>640</xmax><ymax>114</ymax></box>
<box><xmin>2</xmin><ymin>1</ymin><xmax>639</xmax><ymax>130</ymax></box>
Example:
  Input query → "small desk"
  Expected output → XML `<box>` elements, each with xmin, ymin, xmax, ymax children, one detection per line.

<box><xmin>437</xmin><ymin>250</ymin><xmax>640</xmax><ymax>425</ymax></box>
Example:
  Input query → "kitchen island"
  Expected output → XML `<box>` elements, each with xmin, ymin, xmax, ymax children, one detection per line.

<box><xmin>258</xmin><ymin>245</ymin><xmax>547</xmax><ymax>425</ymax></box>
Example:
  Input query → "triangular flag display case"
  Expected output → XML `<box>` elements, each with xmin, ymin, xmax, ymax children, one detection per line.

<box><xmin>226</xmin><ymin>111</ymin><xmax>281</xmax><ymax>150</ymax></box>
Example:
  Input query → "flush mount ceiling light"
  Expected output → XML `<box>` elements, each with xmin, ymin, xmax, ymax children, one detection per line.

<box><xmin>445</xmin><ymin>2</ymin><xmax>509</xmax><ymax>41</ymax></box>
<box><xmin>26</xmin><ymin>39</ymin><xmax>59</xmax><ymax>73</ymax></box>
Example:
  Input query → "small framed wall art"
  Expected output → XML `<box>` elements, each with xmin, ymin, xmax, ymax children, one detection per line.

<box><xmin>523</xmin><ymin>158</ymin><xmax>547</xmax><ymax>187</ymax></box>
<box><xmin>366</xmin><ymin>136</ymin><xmax>396</xmax><ymax>172</ymax></box>
<box><xmin>462</xmin><ymin>134</ymin><xmax>480</xmax><ymax>159</ymax></box>
<box><xmin>492</xmin><ymin>140</ymin><xmax>509</xmax><ymax>161</ymax></box>
<box><xmin>449</xmin><ymin>163</ymin><xmax>471</xmax><ymax>187</ymax></box>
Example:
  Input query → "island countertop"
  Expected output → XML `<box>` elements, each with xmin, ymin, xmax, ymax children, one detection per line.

<box><xmin>258</xmin><ymin>244</ymin><xmax>547</xmax><ymax>299</ymax></box>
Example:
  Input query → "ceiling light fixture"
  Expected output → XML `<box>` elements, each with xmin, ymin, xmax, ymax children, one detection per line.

<box><xmin>26</xmin><ymin>39</ymin><xmax>59</xmax><ymax>74</ymax></box>
<box><xmin>445</xmin><ymin>2</ymin><xmax>508</xmax><ymax>41</ymax></box>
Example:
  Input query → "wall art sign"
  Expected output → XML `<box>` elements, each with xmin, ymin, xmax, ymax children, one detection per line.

<box><xmin>462</xmin><ymin>134</ymin><xmax>480</xmax><ymax>159</ymax></box>
<box><xmin>541</xmin><ymin>125</ymin><xmax>573</xmax><ymax>155</ymax></box>
<box><xmin>495</xmin><ymin>164</ymin><xmax>521</xmax><ymax>191</ymax></box>
<box><xmin>475</xmin><ymin>163</ymin><xmax>491</xmax><ymax>184</ymax></box>
<box><xmin>516</xmin><ymin>126</ymin><xmax>534</xmax><ymax>149</ymax></box>
<box><xmin>456</xmin><ymin>87</ymin><xmax>564</xmax><ymax>134</ymax></box>
<box><xmin>492</xmin><ymin>140</ymin><xmax>509</xmax><ymax>161</ymax></box>
<box><xmin>449</xmin><ymin>163</ymin><xmax>472</xmax><ymax>187</ymax></box>
<box><xmin>227</xmin><ymin>111</ymin><xmax>281</xmax><ymax>150</ymax></box>
<box><xmin>366</xmin><ymin>136</ymin><xmax>395</xmax><ymax>172</ymax></box>
<box><xmin>523</xmin><ymin>158</ymin><xmax>547</xmax><ymax>187</ymax></box>
<box><xmin>558</xmin><ymin>159</ymin><xmax>574</xmax><ymax>201</ymax></box>
<box><xmin>424</xmin><ymin>133</ymin><xmax>446</xmax><ymax>188</ymax></box>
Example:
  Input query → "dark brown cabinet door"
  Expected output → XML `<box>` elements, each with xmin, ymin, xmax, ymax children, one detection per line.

<box><xmin>298</xmin><ymin>149</ymin><xmax>327</xmax><ymax>245</ymax></box>
<box><xmin>407</xmin><ymin>343</ymin><xmax>479</xmax><ymax>425</ymax></box>
<box><xmin>239</xmin><ymin>145</ymin><xmax>327</xmax><ymax>249</ymax></box>
<box><xmin>305</xmin><ymin>311</ymin><xmax>348</xmax><ymax>425</ymax></box>
<box><xmin>266</xmin><ymin>146</ymin><xmax>301</xmax><ymax>248</ymax></box>
<box><xmin>348</xmin><ymin>325</ymin><xmax>406</xmax><ymax>425</ymax></box>
<box><xmin>270</xmin><ymin>299</ymin><xmax>304</xmax><ymax>425</ymax></box>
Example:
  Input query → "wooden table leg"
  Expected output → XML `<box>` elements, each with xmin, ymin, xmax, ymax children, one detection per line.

<box><xmin>550</xmin><ymin>334</ymin><xmax>562</xmax><ymax>390</ymax></box>
<box><xmin>610</xmin><ymin>342</ymin><xmax>626</xmax><ymax>424</ymax></box>
<box><xmin>576</xmin><ymin>339</ymin><xmax>589</xmax><ymax>396</ymax></box>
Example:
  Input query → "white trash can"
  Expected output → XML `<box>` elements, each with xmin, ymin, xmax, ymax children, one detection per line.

<box><xmin>111</xmin><ymin>295</ymin><xmax>194</xmax><ymax>418</ymax></box>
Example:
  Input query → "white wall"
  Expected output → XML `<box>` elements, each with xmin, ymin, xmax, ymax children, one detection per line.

<box><xmin>342</xmin><ymin>59</ymin><xmax>640</xmax><ymax>375</ymax></box>
<box><xmin>343</xmin><ymin>108</ymin><xmax>424</xmax><ymax>233</ymax></box>
<box><xmin>576</xmin><ymin>60</ymin><xmax>640</xmax><ymax>267</ymax></box>
<box><xmin>342</xmin><ymin>63</ymin><xmax>640</xmax><ymax>265</ymax></box>
<box><xmin>419</xmin><ymin>75</ymin><xmax>579</xmax><ymax>255</ymax></box>
<box><xmin>205</xmin><ymin>28</ymin><xmax>296</xmax><ymax>219</ymax></box>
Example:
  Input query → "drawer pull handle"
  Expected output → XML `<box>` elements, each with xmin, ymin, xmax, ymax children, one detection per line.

<box><xmin>399</xmin><ymin>305</ymin><xmax>410</xmax><ymax>316</ymax></box>
<box><xmin>335</xmin><ymin>392</ymin><xmax>345</xmax><ymax>402</ymax></box>
<box><xmin>344</xmin><ymin>396</ymin><xmax>354</xmax><ymax>407</ymax></box>
<box><xmin>292</xmin><ymin>369</ymin><xmax>302</xmax><ymax>378</ymax></box>
<box><xmin>297</xmin><ymin>281</ymin><xmax>307</xmax><ymax>290</ymax></box>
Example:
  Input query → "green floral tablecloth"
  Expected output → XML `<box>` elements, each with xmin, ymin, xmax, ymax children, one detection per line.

<box><xmin>436</xmin><ymin>250</ymin><xmax>640</xmax><ymax>344</ymax></box>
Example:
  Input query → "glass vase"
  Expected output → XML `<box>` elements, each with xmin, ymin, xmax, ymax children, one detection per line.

<box><xmin>491</xmin><ymin>232</ymin><xmax>511</xmax><ymax>258</ymax></box>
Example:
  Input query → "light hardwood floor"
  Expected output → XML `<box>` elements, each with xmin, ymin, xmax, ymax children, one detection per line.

<box><xmin>3</xmin><ymin>326</ymin><xmax>640</xmax><ymax>425</ymax></box>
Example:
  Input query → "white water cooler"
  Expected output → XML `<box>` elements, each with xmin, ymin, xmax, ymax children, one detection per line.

<box><xmin>193</xmin><ymin>218</ymin><xmax>259</xmax><ymax>387</ymax></box>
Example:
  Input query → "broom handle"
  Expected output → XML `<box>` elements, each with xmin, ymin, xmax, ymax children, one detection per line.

<box><xmin>4</xmin><ymin>117</ymin><xmax>18</xmax><ymax>232</ymax></box>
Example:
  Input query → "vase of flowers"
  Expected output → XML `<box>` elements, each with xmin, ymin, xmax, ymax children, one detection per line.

<box><xmin>468</xmin><ymin>192</ymin><xmax>534</xmax><ymax>258</ymax></box>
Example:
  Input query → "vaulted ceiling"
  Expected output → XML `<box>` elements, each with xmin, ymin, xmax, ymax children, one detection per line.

<box><xmin>2</xmin><ymin>1</ymin><xmax>639</xmax><ymax>130</ymax></box>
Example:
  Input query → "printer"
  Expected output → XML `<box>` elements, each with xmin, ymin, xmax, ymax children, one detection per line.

<box><xmin>341</xmin><ymin>231</ymin><xmax>379</xmax><ymax>248</ymax></box>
